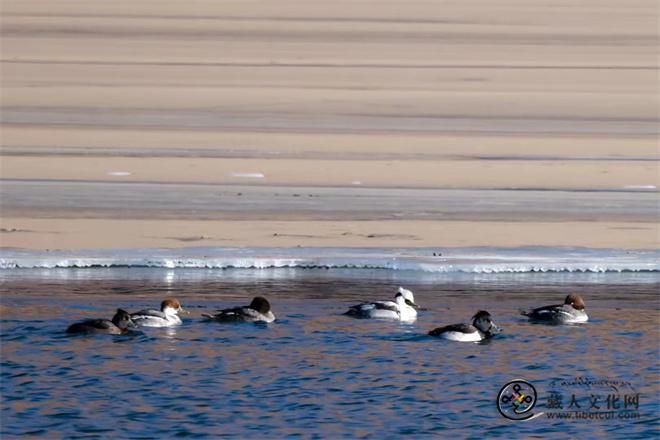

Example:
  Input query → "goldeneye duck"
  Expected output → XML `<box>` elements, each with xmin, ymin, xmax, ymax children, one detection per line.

<box><xmin>521</xmin><ymin>294</ymin><xmax>588</xmax><ymax>324</ymax></box>
<box><xmin>344</xmin><ymin>287</ymin><xmax>419</xmax><ymax>322</ymax></box>
<box><xmin>202</xmin><ymin>297</ymin><xmax>275</xmax><ymax>323</ymax></box>
<box><xmin>429</xmin><ymin>311</ymin><xmax>502</xmax><ymax>342</ymax></box>
<box><xmin>66</xmin><ymin>309</ymin><xmax>136</xmax><ymax>335</ymax></box>
<box><xmin>131</xmin><ymin>298</ymin><xmax>185</xmax><ymax>327</ymax></box>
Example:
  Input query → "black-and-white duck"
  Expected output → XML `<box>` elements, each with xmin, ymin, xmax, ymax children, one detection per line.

<box><xmin>429</xmin><ymin>311</ymin><xmax>502</xmax><ymax>342</ymax></box>
<box><xmin>66</xmin><ymin>309</ymin><xmax>136</xmax><ymax>335</ymax></box>
<box><xmin>344</xmin><ymin>287</ymin><xmax>419</xmax><ymax>322</ymax></box>
<box><xmin>202</xmin><ymin>297</ymin><xmax>275</xmax><ymax>323</ymax></box>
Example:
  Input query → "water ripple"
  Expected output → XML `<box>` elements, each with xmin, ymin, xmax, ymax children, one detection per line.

<box><xmin>1</xmin><ymin>275</ymin><xmax>658</xmax><ymax>438</ymax></box>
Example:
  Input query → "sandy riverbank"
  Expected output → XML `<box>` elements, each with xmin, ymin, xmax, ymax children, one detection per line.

<box><xmin>1</xmin><ymin>0</ymin><xmax>658</xmax><ymax>251</ymax></box>
<box><xmin>1</xmin><ymin>218</ymin><xmax>658</xmax><ymax>250</ymax></box>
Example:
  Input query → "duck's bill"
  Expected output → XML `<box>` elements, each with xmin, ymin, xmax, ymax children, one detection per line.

<box><xmin>179</xmin><ymin>308</ymin><xmax>191</xmax><ymax>315</ymax></box>
<box><xmin>405</xmin><ymin>299</ymin><xmax>420</xmax><ymax>309</ymax></box>
<box><xmin>491</xmin><ymin>324</ymin><xmax>503</xmax><ymax>334</ymax></box>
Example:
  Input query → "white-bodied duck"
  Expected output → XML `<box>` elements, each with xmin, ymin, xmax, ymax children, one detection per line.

<box><xmin>344</xmin><ymin>287</ymin><xmax>419</xmax><ymax>322</ymax></box>
<box><xmin>130</xmin><ymin>298</ymin><xmax>186</xmax><ymax>327</ymax></box>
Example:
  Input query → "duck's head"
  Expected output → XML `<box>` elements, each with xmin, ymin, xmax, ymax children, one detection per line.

<box><xmin>112</xmin><ymin>308</ymin><xmax>137</xmax><ymax>330</ymax></box>
<box><xmin>161</xmin><ymin>298</ymin><xmax>184</xmax><ymax>316</ymax></box>
<box><xmin>564</xmin><ymin>294</ymin><xmax>586</xmax><ymax>311</ymax></box>
<box><xmin>249</xmin><ymin>297</ymin><xmax>271</xmax><ymax>314</ymax></box>
<box><xmin>395</xmin><ymin>287</ymin><xmax>419</xmax><ymax>309</ymax></box>
<box><xmin>472</xmin><ymin>310</ymin><xmax>502</xmax><ymax>336</ymax></box>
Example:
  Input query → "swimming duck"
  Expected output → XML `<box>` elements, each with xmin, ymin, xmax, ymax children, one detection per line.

<box><xmin>66</xmin><ymin>309</ymin><xmax>136</xmax><ymax>335</ymax></box>
<box><xmin>344</xmin><ymin>287</ymin><xmax>419</xmax><ymax>322</ymax></box>
<box><xmin>131</xmin><ymin>298</ymin><xmax>185</xmax><ymax>327</ymax></box>
<box><xmin>521</xmin><ymin>294</ymin><xmax>588</xmax><ymax>324</ymax></box>
<box><xmin>202</xmin><ymin>297</ymin><xmax>275</xmax><ymax>323</ymax></box>
<box><xmin>429</xmin><ymin>311</ymin><xmax>502</xmax><ymax>342</ymax></box>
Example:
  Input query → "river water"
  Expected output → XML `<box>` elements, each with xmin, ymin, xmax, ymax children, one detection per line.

<box><xmin>1</xmin><ymin>268</ymin><xmax>658</xmax><ymax>438</ymax></box>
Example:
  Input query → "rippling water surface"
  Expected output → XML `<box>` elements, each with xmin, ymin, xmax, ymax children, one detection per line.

<box><xmin>1</xmin><ymin>269</ymin><xmax>658</xmax><ymax>438</ymax></box>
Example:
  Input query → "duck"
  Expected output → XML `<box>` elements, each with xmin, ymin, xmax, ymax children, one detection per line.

<box><xmin>202</xmin><ymin>297</ymin><xmax>275</xmax><ymax>323</ymax></box>
<box><xmin>521</xmin><ymin>294</ymin><xmax>588</xmax><ymax>324</ymax></box>
<box><xmin>344</xmin><ymin>287</ymin><xmax>419</xmax><ymax>322</ymax></box>
<box><xmin>428</xmin><ymin>311</ymin><xmax>502</xmax><ymax>342</ymax></box>
<box><xmin>66</xmin><ymin>309</ymin><xmax>136</xmax><ymax>335</ymax></box>
<box><xmin>130</xmin><ymin>298</ymin><xmax>185</xmax><ymax>327</ymax></box>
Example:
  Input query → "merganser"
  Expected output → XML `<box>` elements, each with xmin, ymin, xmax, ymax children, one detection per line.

<box><xmin>131</xmin><ymin>298</ymin><xmax>185</xmax><ymax>327</ymax></box>
<box><xmin>521</xmin><ymin>294</ymin><xmax>589</xmax><ymax>324</ymax></box>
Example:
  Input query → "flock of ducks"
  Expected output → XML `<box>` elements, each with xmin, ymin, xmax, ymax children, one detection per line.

<box><xmin>66</xmin><ymin>287</ymin><xmax>589</xmax><ymax>342</ymax></box>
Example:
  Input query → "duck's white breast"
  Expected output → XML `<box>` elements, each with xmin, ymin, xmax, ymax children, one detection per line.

<box><xmin>557</xmin><ymin>310</ymin><xmax>589</xmax><ymax>323</ymax></box>
<box><xmin>367</xmin><ymin>308</ymin><xmax>400</xmax><ymax>320</ymax></box>
<box><xmin>133</xmin><ymin>315</ymin><xmax>181</xmax><ymax>327</ymax></box>
<box><xmin>259</xmin><ymin>311</ymin><xmax>276</xmax><ymax>323</ymax></box>
<box><xmin>440</xmin><ymin>330</ymin><xmax>482</xmax><ymax>342</ymax></box>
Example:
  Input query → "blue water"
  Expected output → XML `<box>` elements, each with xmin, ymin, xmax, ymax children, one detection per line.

<box><xmin>1</xmin><ymin>269</ymin><xmax>659</xmax><ymax>438</ymax></box>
